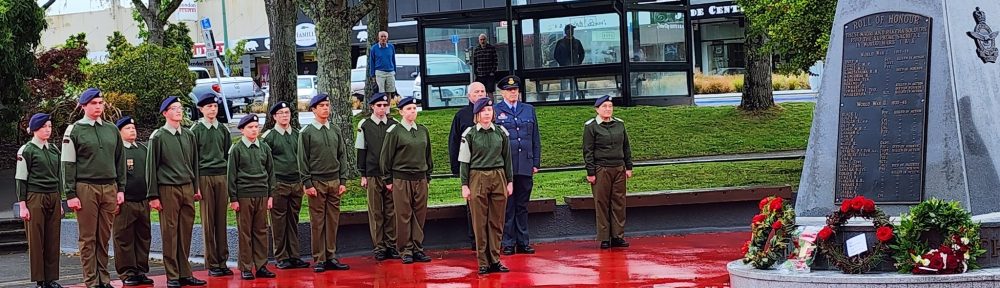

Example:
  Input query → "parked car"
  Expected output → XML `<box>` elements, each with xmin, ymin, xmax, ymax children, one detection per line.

<box><xmin>412</xmin><ymin>54</ymin><xmax>473</xmax><ymax>103</ymax></box>
<box><xmin>350</xmin><ymin>68</ymin><xmax>366</xmax><ymax>102</ymax></box>
<box><xmin>188</xmin><ymin>67</ymin><xmax>265</xmax><ymax>122</ymax></box>
<box><xmin>297</xmin><ymin>75</ymin><xmax>318</xmax><ymax>105</ymax></box>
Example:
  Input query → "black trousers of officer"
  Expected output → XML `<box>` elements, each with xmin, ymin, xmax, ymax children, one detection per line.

<box><xmin>502</xmin><ymin>175</ymin><xmax>532</xmax><ymax>247</ymax></box>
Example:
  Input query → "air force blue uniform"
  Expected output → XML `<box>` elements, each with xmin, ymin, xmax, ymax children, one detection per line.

<box><xmin>494</xmin><ymin>76</ymin><xmax>540</xmax><ymax>251</ymax></box>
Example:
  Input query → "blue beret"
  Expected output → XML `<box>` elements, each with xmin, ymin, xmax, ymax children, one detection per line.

<box><xmin>594</xmin><ymin>95</ymin><xmax>612</xmax><ymax>107</ymax></box>
<box><xmin>197</xmin><ymin>93</ymin><xmax>219</xmax><ymax>107</ymax></box>
<box><xmin>369</xmin><ymin>93</ymin><xmax>390</xmax><ymax>105</ymax></box>
<box><xmin>115</xmin><ymin>116</ymin><xmax>135</xmax><ymax>130</ymax></box>
<box><xmin>28</xmin><ymin>113</ymin><xmax>50</xmax><ymax>132</ymax></box>
<box><xmin>397</xmin><ymin>97</ymin><xmax>419</xmax><ymax>109</ymax></box>
<box><xmin>79</xmin><ymin>88</ymin><xmax>101</xmax><ymax>105</ymax></box>
<box><xmin>309</xmin><ymin>94</ymin><xmax>330</xmax><ymax>109</ymax></box>
<box><xmin>269</xmin><ymin>101</ymin><xmax>290</xmax><ymax>115</ymax></box>
<box><xmin>159</xmin><ymin>96</ymin><xmax>180</xmax><ymax>113</ymax></box>
<box><xmin>473</xmin><ymin>97</ymin><xmax>494</xmax><ymax>114</ymax></box>
<box><xmin>237</xmin><ymin>114</ymin><xmax>258</xmax><ymax>129</ymax></box>
<box><xmin>496</xmin><ymin>75</ymin><xmax>520</xmax><ymax>90</ymax></box>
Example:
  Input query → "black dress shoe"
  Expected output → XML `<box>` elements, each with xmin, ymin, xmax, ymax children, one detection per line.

<box><xmin>276</xmin><ymin>260</ymin><xmax>294</xmax><ymax>269</ymax></box>
<box><xmin>179</xmin><ymin>276</ymin><xmax>206</xmax><ymax>286</ymax></box>
<box><xmin>208</xmin><ymin>268</ymin><xmax>227</xmax><ymax>277</ymax></box>
<box><xmin>256</xmin><ymin>267</ymin><xmax>276</xmax><ymax>278</ymax></box>
<box><xmin>222</xmin><ymin>268</ymin><xmax>234</xmax><ymax>276</ymax></box>
<box><xmin>501</xmin><ymin>246</ymin><xmax>515</xmax><ymax>255</ymax></box>
<box><xmin>611</xmin><ymin>238</ymin><xmax>630</xmax><ymax>248</ymax></box>
<box><xmin>48</xmin><ymin>281</ymin><xmax>64</xmax><ymax>288</ymax></box>
<box><xmin>313</xmin><ymin>263</ymin><xmax>326</xmax><ymax>273</ymax></box>
<box><xmin>600</xmin><ymin>241</ymin><xmax>611</xmax><ymax>249</ymax></box>
<box><xmin>518</xmin><ymin>244</ymin><xmax>536</xmax><ymax>254</ymax></box>
<box><xmin>490</xmin><ymin>262</ymin><xmax>510</xmax><ymax>273</ymax></box>
<box><xmin>166</xmin><ymin>280</ymin><xmax>182</xmax><ymax>288</ymax></box>
<box><xmin>35</xmin><ymin>281</ymin><xmax>45</xmax><ymax>288</ymax></box>
<box><xmin>401</xmin><ymin>255</ymin><xmax>413</xmax><ymax>264</ymax></box>
<box><xmin>241</xmin><ymin>271</ymin><xmax>255</xmax><ymax>280</ymax></box>
<box><xmin>290</xmin><ymin>258</ymin><xmax>310</xmax><ymax>269</ymax></box>
<box><xmin>138</xmin><ymin>275</ymin><xmax>154</xmax><ymax>285</ymax></box>
<box><xmin>478</xmin><ymin>266</ymin><xmax>490</xmax><ymax>274</ymax></box>
<box><xmin>373</xmin><ymin>250</ymin><xmax>387</xmax><ymax>261</ymax></box>
<box><xmin>387</xmin><ymin>248</ymin><xmax>401</xmax><ymax>259</ymax></box>
<box><xmin>325</xmin><ymin>260</ymin><xmax>350</xmax><ymax>270</ymax></box>
<box><xmin>413</xmin><ymin>252</ymin><xmax>432</xmax><ymax>262</ymax></box>
<box><xmin>123</xmin><ymin>276</ymin><xmax>142</xmax><ymax>286</ymax></box>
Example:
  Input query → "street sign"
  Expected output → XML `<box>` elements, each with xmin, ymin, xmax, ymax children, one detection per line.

<box><xmin>203</xmin><ymin>30</ymin><xmax>219</xmax><ymax>59</ymax></box>
<box><xmin>201</xmin><ymin>18</ymin><xmax>212</xmax><ymax>30</ymax></box>
<box><xmin>450</xmin><ymin>35</ymin><xmax>460</xmax><ymax>44</ymax></box>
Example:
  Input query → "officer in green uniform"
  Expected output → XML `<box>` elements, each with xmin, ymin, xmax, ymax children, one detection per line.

<box><xmin>583</xmin><ymin>95</ymin><xmax>633</xmax><ymax>249</ymax></box>
<box><xmin>379</xmin><ymin>96</ymin><xmax>433</xmax><ymax>264</ymax></box>
<box><xmin>112</xmin><ymin>116</ymin><xmax>154</xmax><ymax>286</ymax></box>
<box><xmin>298</xmin><ymin>94</ymin><xmax>351</xmax><ymax>272</ymax></box>
<box><xmin>228</xmin><ymin>114</ymin><xmax>276</xmax><ymax>280</ymax></box>
<box><xmin>61</xmin><ymin>88</ymin><xmax>125</xmax><ymax>288</ymax></box>
<box><xmin>147</xmin><ymin>97</ymin><xmax>207</xmax><ymax>288</ymax></box>
<box><xmin>261</xmin><ymin>101</ymin><xmax>310</xmax><ymax>269</ymax></box>
<box><xmin>16</xmin><ymin>113</ymin><xmax>63</xmax><ymax>288</ymax></box>
<box><xmin>356</xmin><ymin>93</ymin><xmax>401</xmax><ymax>261</ymax></box>
<box><xmin>459</xmin><ymin>97</ymin><xmax>513</xmax><ymax>274</ymax></box>
<box><xmin>190</xmin><ymin>93</ymin><xmax>232</xmax><ymax>277</ymax></box>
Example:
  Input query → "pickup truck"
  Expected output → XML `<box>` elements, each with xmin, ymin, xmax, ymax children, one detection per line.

<box><xmin>188</xmin><ymin>66</ymin><xmax>265</xmax><ymax>122</ymax></box>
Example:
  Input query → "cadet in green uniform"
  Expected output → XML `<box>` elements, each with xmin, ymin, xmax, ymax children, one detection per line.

<box><xmin>379</xmin><ymin>97</ymin><xmax>433</xmax><ymax>264</ymax></box>
<box><xmin>459</xmin><ymin>97</ymin><xmax>513</xmax><ymax>274</ymax></box>
<box><xmin>112</xmin><ymin>116</ymin><xmax>154</xmax><ymax>286</ymax></box>
<box><xmin>147</xmin><ymin>97</ymin><xmax>207</xmax><ymax>288</ymax></box>
<box><xmin>262</xmin><ymin>102</ymin><xmax>310</xmax><ymax>269</ymax></box>
<box><xmin>298</xmin><ymin>94</ymin><xmax>351</xmax><ymax>272</ymax></box>
<box><xmin>583</xmin><ymin>95</ymin><xmax>633</xmax><ymax>249</ymax></box>
<box><xmin>16</xmin><ymin>113</ymin><xmax>63</xmax><ymax>288</ymax></box>
<box><xmin>356</xmin><ymin>93</ymin><xmax>401</xmax><ymax>261</ymax></box>
<box><xmin>228</xmin><ymin>114</ymin><xmax>276</xmax><ymax>280</ymax></box>
<box><xmin>190</xmin><ymin>93</ymin><xmax>232</xmax><ymax>277</ymax></box>
<box><xmin>61</xmin><ymin>88</ymin><xmax>125</xmax><ymax>288</ymax></box>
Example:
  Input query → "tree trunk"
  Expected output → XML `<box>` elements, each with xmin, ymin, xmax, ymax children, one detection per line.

<box><xmin>133</xmin><ymin>0</ymin><xmax>185</xmax><ymax>46</ymax></box>
<box><xmin>264</xmin><ymin>0</ymin><xmax>299</xmax><ymax>130</ymax></box>
<box><xmin>314</xmin><ymin>16</ymin><xmax>360</xmax><ymax>178</ymax></box>
<box><xmin>146</xmin><ymin>18</ymin><xmax>166</xmax><ymax>46</ymax></box>
<box><xmin>361</xmin><ymin>0</ymin><xmax>388</xmax><ymax>116</ymax></box>
<box><xmin>738</xmin><ymin>32</ymin><xmax>775</xmax><ymax>112</ymax></box>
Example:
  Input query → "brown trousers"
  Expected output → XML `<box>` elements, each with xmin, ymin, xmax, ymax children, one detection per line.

<box><xmin>270</xmin><ymin>181</ymin><xmax>304</xmax><ymax>261</ymax></box>
<box><xmin>237</xmin><ymin>197</ymin><xmax>269</xmax><ymax>272</ymax></box>
<box><xmin>159</xmin><ymin>184</ymin><xmax>196</xmax><ymax>280</ymax></box>
<box><xmin>309</xmin><ymin>179</ymin><xmax>342</xmax><ymax>262</ymax></box>
<box><xmin>367</xmin><ymin>177</ymin><xmax>396</xmax><ymax>253</ymax></box>
<box><xmin>198</xmin><ymin>174</ymin><xmax>229</xmax><ymax>269</ymax></box>
<box><xmin>592</xmin><ymin>165</ymin><xmax>627</xmax><ymax>241</ymax></box>
<box><xmin>25</xmin><ymin>192</ymin><xmax>61</xmax><ymax>282</ymax></box>
<box><xmin>113</xmin><ymin>200</ymin><xmax>151</xmax><ymax>279</ymax></box>
<box><xmin>469</xmin><ymin>169</ymin><xmax>508</xmax><ymax>268</ymax></box>
<box><xmin>76</xmin><ymin>182</ymin><xmax>118</xmax><ymax>286</ymax></box>
<box><xmin>392</xmin><ymin>178</ymin><xmax>427</xmax><ymax>257</ymax></box>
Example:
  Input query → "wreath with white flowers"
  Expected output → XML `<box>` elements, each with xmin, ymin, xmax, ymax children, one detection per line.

<box><xmin>815</xmin><ymin>195</ymin><xmax>895</xmax><ymax>274</ymax></box>
<box><xmin>742</xmin><ymin>196</ymin><xmax>796</xmax><ymax>269</ymax></box>
<box><xmin>890</xmin><ymin>199</ymin><xmax>985</xmax><ymax>274</ymax></box>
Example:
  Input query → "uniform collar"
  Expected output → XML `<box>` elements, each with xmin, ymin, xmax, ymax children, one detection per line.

<box><xmin>163</xmin><ymin>123</ymin><xmax>181</xmax><ymax>135</ymax></box>
<box><xmin>595</xmin><ymin>116</ymin><xmax>616</xmax><ymax>124</ymax></box>
<box><xmin>274</xmin><ymin>125</ymin><xmax>291</xmax><ymax>135</ymax></box>
<box><xmin>370</xmin><ymin>114</ymin><xmax>389</xmax><ymax>125</ymax></box>
<box><xmin>199</xmin><ymin>118</ymin><xmax>219</xmax><ymax>129</ymax></box>
<box><xmin>123</xmin><ymin>141</ymin><xmax>136</xmax><ymax>148</ymax></box>
<box><xmin>30</xmin><ymin>138</ymin><xmax>47</xmax><ymax>149</ymax></box>
<box><xmin>241</xmin><ymin>136</ymin><xmax>259</xmax><ymax>148</ymax></box>
<box><xmin>505</xmin><ymin>100</ymin><xmax>517</xmax><ymax>111</ymax></box>
<box><xmin>79</xmin><ymin>116</ymin><xmax>103</xmax><ymax>126</ymax></box>
<box><xmin>312</xmin><ymin>120</ymin><xmax>330</xmax><ymax>129</ymax></box>
<box><xmin>476</xmin><ymin>123</ymin><xmax>495</xmax><ymax>131</ymax></box>
<box><xmin>400</xmin><ymin>120</ymin><xmax>417</xmax><ymax>131</ymax></box>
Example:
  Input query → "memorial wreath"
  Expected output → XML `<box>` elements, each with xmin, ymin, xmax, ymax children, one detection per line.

<box><xmin>890</xmin><ymin>199</ymin><xmax>985</xmax><ymax>274</ymax></box>
<box><xmin>742</xmin><ymin>196</ymin><xmax>796</xmax><ymax>269</ymax></box>
<box><xmin>816</xmin><ymin>195</ymin><xmax>894</xmax><ymax>274</ymax></box>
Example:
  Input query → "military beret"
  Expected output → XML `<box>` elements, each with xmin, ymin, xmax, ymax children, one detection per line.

<box><xmin>159</xmin><ymin>96</ymin><xmax>180</xmax><ymax>113</ymax></box>
<box><xmin>309</xmin><ymin>94</ymin><xmax>330</xmax><ymax>109</ymax></box>
<box><xmin>397</xmin><ymin>96</ymin><xmax>419</xmax><ymax>109</ymax></box>
<box><xmin>594</xmin><ymin>95</ymin><xmax>613</xmax><ymax>107</ymax></box>
<box><xmin>237</xmin><ymin>114</ymin><xmax>258</xmax><ymax>129</ymax></box>
<box><xmin>28</xmin><ymin>113</ymin><xmax>50</xmax><ymax>132</ymax></box>
<box><xmin>79</xmin><ymin>88</ymin><xmax>101</xmax><ymax>105</ymax></box>
<box><xmin>269</xmin><ymin>101</ymin><xmax>290</xmax><ymax>115</ymax></box>
<box><xmin>197</xmin><ymin>93</ymin><xmax>219</xmax><ymax>107</ymax></box>
<box><xmin>115</xmin><ymin>116</ymin><xmax>135</xmax><ymax>130</ymax></box>
<box><xmin>369</xmin><ymin>92</ymin><xmax>390</xmax><ymax>105</ymax></box>
<box><xmin>473</xmin><ymin>97</ymin><xmax>493</xmax><ymax>114</ymax></box>
<box><xmin>497</xmin><ymin>75</ymin><xmax>520</xmax><ymax>90</ymax></box>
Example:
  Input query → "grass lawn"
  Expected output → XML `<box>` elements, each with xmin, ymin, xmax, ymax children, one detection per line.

<box><xmin>136</xmin><ymin>159</ymin><xmax>804</xmax><ymax>225</ymax></box>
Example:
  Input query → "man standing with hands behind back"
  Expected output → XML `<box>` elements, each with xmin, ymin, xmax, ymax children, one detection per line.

<box><xmin>493</xmin><ymin>76</ymin><xmax>540</xmax><ymax>256</ymax></box>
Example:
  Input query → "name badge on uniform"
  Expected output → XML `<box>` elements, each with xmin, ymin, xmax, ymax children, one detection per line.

<box><xmin>127</xmin><ymin>159</ymin><xmax>134</xmax><ymax>171</ymax></box>
<box><xmin>498</xmin><ymin>113</ymin><xmax>508</xmax><ymax>120</ymax></box>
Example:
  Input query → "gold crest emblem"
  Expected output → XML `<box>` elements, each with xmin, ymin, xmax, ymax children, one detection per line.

<box><xmin>508</xmin><ymin>77</ymin><xmax>515</xmax><ymax>85</ymax></box>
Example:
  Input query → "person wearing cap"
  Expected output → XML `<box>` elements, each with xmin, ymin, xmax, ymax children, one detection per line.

<box><xmin>554</xmin><ymin>24</ymin><xmax>585</xmax><ymax>100</ymax></box>
<box><xmin>459</xmin><ymin>97</ymin><xmax>513</xmax><ymax>274</ymax></box>
<box><xmin>583</xmin><ymin>95</ymin><xmax>633</xmax><ymax>249</ymax></box>
<box><xmin>379</xmin><ymin>96</ymin><xmax>433</xmax><ymax>264</ymax></box>
<box><xmin>147</xmin><ymin>97</ymin><xmax>206</xmax><ymax>287</ymax></box>
<box><xmin>111</xmin><ymin>116</ymin><xmax>154</xmax><ymax>286</ymax></box>
<box><xmin>60</xmin><ymin>88</ymin><xmax>126</xmax><ymax>288</ymax></box>
<box><xmin>448</xmin><ymin>82</ymin><xmax>488</xmax><ymax>249</ymax></box>
<box><xmin>227</xmin><ymin>114</ymin><xmax>276</xmax><ymax>280</ymax></box>
<box><xmin>298</xmin><ymin>94</ymin><xmax>351</xmax><ymax>272</ymax></box>
<box><xmin>355</xmin><ymin>93</ymin><xmax>401</xmax><ymax>261</ymax></box>
<box><xmin>493</xmin><ymin>76</ymin><xmax>540</xmax><ymax>256</ymax></box>
<box><xmin>190</xmin><ymin>93</ymin><xmax>232</xmax><ymax>276</ymax></box>
<box><xmin>16</xmin><ymin>113</ymin><xmax>63</xmax><ymax>288</ymax></box>
<box><xmin>261</xmin><ymin>101</ymin><xmax>310</xmax><ymax>269</ymax></box>
<box><xmin>472</xmin><ymin>33</ymin><xmax>499</xmax><ymax>96</ymax></box>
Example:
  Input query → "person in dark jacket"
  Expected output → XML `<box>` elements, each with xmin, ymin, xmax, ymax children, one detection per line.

<box><xmin>583</xmin><ymin>95</ymin><xmax>634</xmax><ymax>249</ymax></box>
<box><xmin>356</xmin><ymin>93</ymin><xmax>401</xmax><ymax>261</ymax></box>
<box><xmin>493</xmin><ymin>76</ymin><xmax>540</xmax><ymax>255</ymax></box>
<box><xmin>16</xmin><ymin>113</ymin><xmax>63</xmax><ymax>288</ymax></box>
<box><xmin>112</xmin><ymin>116</ymin><xmax>154</xmax><ymax>286</ymax></box>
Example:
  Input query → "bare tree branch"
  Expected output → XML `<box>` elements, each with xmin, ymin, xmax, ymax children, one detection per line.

<box><xmin>348</xmin><ymin>0</ymin><xmax>378</xmax><ymax>25</ymax></box>
<box><xmin>41</xmin><ymin>0</ymin><xmax>56</xmax><ymax>9</ymax></box>
<box><xmin>131</xmin><ymin>0</ymin><xmax>152</xmax><ymax>20</ymax></box>
<box><xmin>159</xmin><ymin>0</ymin><xmax>185</xmax><ymax>23</ymax></box>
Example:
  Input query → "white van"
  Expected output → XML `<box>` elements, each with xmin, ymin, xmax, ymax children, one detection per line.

<box><xmin>356</xmin><ymin>53</ymin><xmax>472</xmax><ymax>100</ymax></box>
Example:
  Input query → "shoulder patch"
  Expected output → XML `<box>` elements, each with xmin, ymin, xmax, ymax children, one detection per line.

<box><xmin>299</xmin><ymin>126</ymin><xmax>310</xmax><ymax>133</ymax></box>
<box><xmin>585</xmin><ymin>119</ymin><xmax>595</xmax><ymax>126</ymax></box>
<box><xmin>63</xmin><ymin>124</ymin><xmax>75</xmax><ymax>138</ymax></box>
<box><xmin>357</xmin><ymin>119</ymin><xmax>367</xmax><ymax>130</ymax></box>
<box><xmin>614</xmin><ymin>117</ymin><xmax>624</xmax><ymax>123</ymax></box>
<box><xmin>14</xmin><ymin>145</ymin><xmax>29</xmax><ymax>180</ymax></box>
<box><xmin>149</xmin><ymin>129</ymin><xmax>160</xmax><ymax>140</ymax></box>
<box><xmin>16</xmin><ymin>145</ymin><xmax>27</xmax><ymax>158</ymax></box>
<box><xmin>386</xmin><ymin>124</ymin><xmax>397</xmax><ymax>133</ymax></box>
<box><xmin>261</xmin><ymin>130</ymin><xmax>272</xmax><ymax>139</ymax></box>
<box><xmin>498</xmin><ymin>126</ymin><xmax>510</xmax><ymax>136</ymax></box>
<box><xmin>461</xmin><ymin>127</ymin><xmax>473</xmax><ymax>137</ymax></box>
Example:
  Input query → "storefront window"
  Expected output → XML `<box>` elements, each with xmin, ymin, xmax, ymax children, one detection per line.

<box><xmin>426</xmin><ymin>84</ymin><xmax>470</xmax><ymax>108</ymax></box>
<box><xmin>699</xmin><ymin>21</ymin><xmax>745</xmax><ymax>75</ymax></box>
<box><xmin>630</xmin><ymin>72</ymin><xmax>687</xmax><ymax>97</ymax></box>
<box><xmin>522</xmin><ymin>13</ymin><xmax>622</xmax><ymax>69</ymax></box>
<box><xmin>629</xmin><ymin>11</ymin><xmax>686</xmax><ymax>62</ymax></box>
<box><xmin>524</xmin><ymin>75</ymin><xmax>619</xmax><ymax>103</ymax></box>
<box><xmin>423</xmin><ymin>23</ymin><xmax>510</xmax><ymax>76</ymax></box>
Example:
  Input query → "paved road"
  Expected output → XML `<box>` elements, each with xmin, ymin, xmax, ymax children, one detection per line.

<box><xmin>695</xmin><ymin>90</ymin><xmax>818</xmax><ymax>106</ymax></box>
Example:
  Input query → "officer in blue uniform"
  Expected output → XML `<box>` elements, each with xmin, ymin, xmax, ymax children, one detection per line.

<box><xmin>493</xmin><ymin>75</ymin><xmax>540</xmax><ymax>255</ymax></box>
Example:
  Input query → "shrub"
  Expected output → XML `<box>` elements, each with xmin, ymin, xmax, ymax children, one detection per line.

<box><xmin>87</xmin><ymin>44</ymin><xmax>195</xmax><ymax>127</ymax></box>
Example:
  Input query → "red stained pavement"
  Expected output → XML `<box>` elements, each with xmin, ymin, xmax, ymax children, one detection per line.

<box><xmin>70</xmin><ymin>231</ymin><xmax>743</xmax><ymax>287</ymax></box>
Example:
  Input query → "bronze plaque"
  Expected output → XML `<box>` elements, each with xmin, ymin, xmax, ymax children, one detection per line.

<box><xmin>835</xmin><ymin>12</ymin><xmax>932</xmax><ymax>203</ymax></box>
